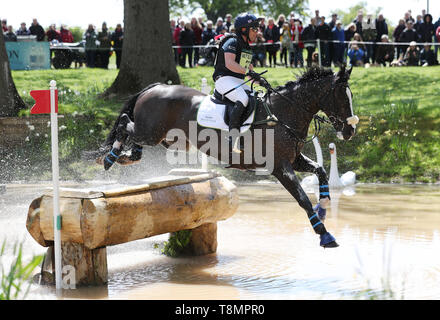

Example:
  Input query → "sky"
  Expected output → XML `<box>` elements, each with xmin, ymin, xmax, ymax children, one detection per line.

<box><xmin>1</xmin><ymin>0</ymin><xmax>439</xmax><ymax>30</ymax></box>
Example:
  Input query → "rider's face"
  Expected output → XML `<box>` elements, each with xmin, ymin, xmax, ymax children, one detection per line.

<box><xmin>248</xmin><ymin>27</ymin><xmax>258</xmax><ymax>42</ymax></box>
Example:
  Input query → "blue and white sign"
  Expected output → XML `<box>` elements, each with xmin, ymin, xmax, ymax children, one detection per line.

<box><xmin>5</xmin><ymin>42</ymin><xmax>51</xmax><ymax>70</ymax></box>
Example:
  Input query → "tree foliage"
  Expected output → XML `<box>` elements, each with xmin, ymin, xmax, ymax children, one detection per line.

<box><xmin>332</xmin><ymin>1</ymin><xmax>382</xmax><ymax>26</ymax></box>
<box><xmin>170</xmin><ymin>0</ymin><xmax>309</xmax><ymax>21</ymax></box>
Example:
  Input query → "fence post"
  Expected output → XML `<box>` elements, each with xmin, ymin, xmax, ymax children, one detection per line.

<box><xmin>317</xmin><ymin>39</ymin><xmax>322</xmax><ymax>67</ymax></box>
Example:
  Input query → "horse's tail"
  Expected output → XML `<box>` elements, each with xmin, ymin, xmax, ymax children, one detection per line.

<box><xmin>82</xmin><ymin>83</ymin><xmax>162</xmax><ymax>160</ymax></box>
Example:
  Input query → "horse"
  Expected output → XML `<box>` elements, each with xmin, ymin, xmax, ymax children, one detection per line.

<box><xmin>93</xmin><ymin>66</ymin><xmax>359</xmax><ymax>248</ymax></box>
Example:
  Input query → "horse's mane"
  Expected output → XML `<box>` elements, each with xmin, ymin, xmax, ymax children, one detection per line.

<box><xmin>274</xmin><ymin>66</ymin><xmax>334</xmax><ymax>92</ymax></box>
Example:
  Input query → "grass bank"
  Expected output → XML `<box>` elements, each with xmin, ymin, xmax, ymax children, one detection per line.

<box><xmin>6</xmin><ymin>65</ymin><xmax>440</xmax><ymax>183</ymax></box>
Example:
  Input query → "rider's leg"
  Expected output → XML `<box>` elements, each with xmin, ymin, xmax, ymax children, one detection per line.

<box><xmin>215</xmin><ymin>76</ymin><xmax>250</xmax><ymax>153</ymax></box>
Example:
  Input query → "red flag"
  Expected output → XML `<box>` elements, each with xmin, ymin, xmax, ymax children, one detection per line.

<box><xmin>30</xmin><ymin>90</ymin><xmax>58</xmax><ymax>114</ymax></box>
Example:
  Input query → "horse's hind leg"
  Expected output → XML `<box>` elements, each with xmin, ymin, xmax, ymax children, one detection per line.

<box><xmin>103</xmin><ymin>114</ymin><xmax>137</xmax><ymax>170</ymax></box>
<box><xmin>293</xmin><ymin>153</ymin><xmax>330</xmax><ymax>220</ymax></box>
<box><xmin>272</xmin><ymin>159</ymin><xmax>338</xmax><ymax>248</ymax></box>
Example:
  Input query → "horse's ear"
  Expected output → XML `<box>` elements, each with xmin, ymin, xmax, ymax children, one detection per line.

<box><xmin>347</xmin><ymin>66</ymin><xmax>353</xmax><ymax>78</ymax></box>
<box><xmin>335</xmin><ymin>65</ymin><xmax>347</xmax><ymax>83</ymax></box>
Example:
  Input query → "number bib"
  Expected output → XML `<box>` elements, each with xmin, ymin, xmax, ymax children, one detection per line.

<box><xmin>239</xmin><ymin>50</ymin><xmax>253</xmax><ymax>70</ymax></box>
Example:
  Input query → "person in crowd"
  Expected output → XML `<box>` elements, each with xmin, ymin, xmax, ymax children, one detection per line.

<box><xmin>374</xmin><ymin>14</ymin><xmax>388</xmax><ymax>62</ymax></box>
<box><xmin>420</xmin><ymin>43</ymin><xmax>438</xmax><ymax>66</ymax></box>
<box><xmin>60</xmin><ymin>24</ymin><xmax>74</xmax><ymax>43</ymax></box>
<box><xmin>419</xmin><ymin>14</ymin><xmax>435</xmax><ymax>43</ymax></box>
<box><xmin>344</xmin><ymin>23</ymin><xmax>357</xmax><ymax>64</ymax></box>
<box><xmin>277</xmin><ymin>14</ymin><xmax>286</xmax><ymax>29</ymax></box>
<box><xmin>46</xmin><ymin>24</ymin><xmax>61</xmax><ymax>42</ymax></box>
<box><xmin>2</xmin><ymin>19</ymin><xmax>7</xmax><ymax>33</ymax></box>
<box><xmin>328</xmin><ymin>13</ymin><xmax>338</xmax><ymax>63</ymax></box>
<box><xmin>291</xmin><ymin>19</ymin><xmax>304</xmax><ymax>67</ymax></box>
<box><xmin>302</xmin><ymin>18</ymin><xmax>317</xmax><ymax>67</ymax></box>
<box><xmin>332</xmin><ymin>21</ymin><xmax>345</xmax><ymax>67</ymax></box>
<box><xmin>225</xmin><ymin>14</ymin><xmax>233</xmax><ymax>32</ymax></box>
<box><xmin>414</xmin><ymin>15</ymin><xmax>423</xmax><ymax>34</ymax></box>
<box><xmin>251</xmin><ymin>31</ymin><xmax>266</xmax><ymax>67</ymax></box>
<box><xmin>280</xmin><ymin>22</ymin><xmax>291</xmax><ymax>67</ymax></box>
<box><xmin>399</xmin><ymin>20</ymin><xmax>420</xmax><ymax>53</ymax></box>
<box><xmin>434</xmin><ymin>16</ymin><xmax>440</xmax><ymax>57</ymax></box>
<box><xmin>403</xmin><ymin>41</ymin><xmax>420</xmax><ymax>66</ymax></box>
<box><xmin>315</xmin><ymin>16</ymin><xmax>332</xmax><ymax>67</ymax></box>
<box><xmin>173</xmin><ymin>20</ymin><xmax>184</xmax><ymax>67</ymax></box>
<box><xmin>329</xmin><ymin>13</ymin><xmax>338</xmax><ymax>30</ymax></box>
<box><xmin>351</xmin><ymin>33</ymin><xmax>366</xmax><ymax>51</ymax></box>
<box><xmin>202</xmin><ymin>20</ymin><xmax>216</xmax><ymax>45</ymax></box>
<box><xmin>404</xmin><ymin>11</ymin><xmax>415</xmax><ymax>24</ymax></box>
<box><xmin>353</xmin><ymin>11</ymin><xmax>364</xmax><ymax>38</ymax></box>
<box><xmin>83</xmin><ymin>24</ymin><xmax>97</xmax><ymax>68</ymax></box>
<box><xmin>198</xmin><ymin>17</ymin><xmax>205</xmax><ymax>29</ymax></box>
<box><xmin>362</xmin><ymin>13</ymin><xmax>377</xmax><ymax>64</ymax></box>
<box><xmin>171</xmin><ymin>20</ymin><xmax>179</xmax><ymax>65</ymax></box>
<box><xmin>314</xmin><ymin>10</ymin><xmax>320</xmax><ymax>26</ymax></box>
<box><xmin>393</xmin><ymin>19</ymin><xmax>406</xmax><ymax>58</ymax></box>
<box><xmin>347</xmin><ymin>41</ymin><xmax>365</xmax><ymax>67</ymax></box>
<box><xmin>29</xmin><ymin>19</ymin><xmax>45</xmax><ymax>41</ymax></box>
<box><xmin>202</xmin><ymin>20</ymin><xmax>215</xmax><ymax>44</ymax></box>
<box><xmin>375</xmin><ymin>34</ymin><xmax>394</xmax><ymax>66</ymax></box>
<box><xmin>215</xmin><ymin>17</ymin><xmax>224</xmax><ymax>34</ymax></box>
<box><xmin>4</xmin><ymin>25</ymin><xmax>17</xmax><ymax>41</ymax></box>
<box><xmin>16</xmin><ymin>22</ymin><xmax>30</xmax><ymax>36</ymax></box>
<box><xmin>97</xmin><ymin>22</ymin><xmax>111</xmax><ymax>69</ymax></box>
<box><xmin>191</xmin><ymin>17</ymin><xmax>203</xmax><ymax>67</ymax></box>
<box><xmin>111</xmin><ymin>24</ymin><xmax>123</xmax><ymax>69</ymax></box>
<box><xmin>264</xmin><ymin>17</ymin><xmax>280</xmax><ymax>67</ymax></box>
<box><xmin>259</xmin><ymin>17</ymin><xmax>266</xmax><ymax>33</ymax></box>
<box><xmin>179</xmin><ymin>22</ymin><xmax>195</xmax><ymax>68</ymax></box>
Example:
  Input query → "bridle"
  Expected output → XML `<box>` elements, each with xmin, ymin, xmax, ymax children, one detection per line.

<box><xmin>249</xmin><ymin>76</ymin><xmax>359</xmax><ymax>143</ymax></box>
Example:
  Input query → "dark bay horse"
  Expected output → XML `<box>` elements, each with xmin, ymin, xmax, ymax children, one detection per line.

<box><xmin>95</xmin><ymin>66</ymin><xmax>359</xmax><ymax>248</ymax></box>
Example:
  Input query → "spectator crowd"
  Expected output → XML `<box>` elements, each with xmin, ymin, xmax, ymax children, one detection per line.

<box><xmin>3</xmin><ymin>8</ymin><xmax>440</xmax><ymax>70</ymax></box>
<box><xmin>2</xmin><ymin>18</ymin><xmax>124</xmax><ymax>69</ymax></box>
<box><xmin>171</xmin><ymin>9</ymin><xmax>440</xmax><ymax>68</ymax></box>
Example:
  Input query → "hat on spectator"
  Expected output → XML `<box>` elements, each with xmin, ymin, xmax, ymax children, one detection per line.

<box><xmin>409</xmin><ymin>41</ymin><xmax>417</xmax><ymax>46</ymax></box>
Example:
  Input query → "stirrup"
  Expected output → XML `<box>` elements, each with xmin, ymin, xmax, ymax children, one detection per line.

<box><xmin>231</xmin><ymin>136</ymin><xmax>242</xmax><ymax>154</ymax></box>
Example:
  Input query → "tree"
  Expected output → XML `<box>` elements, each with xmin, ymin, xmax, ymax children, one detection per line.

<box><xmin>106</xmin><ymin>0</ymin><xmax>180</xmax><ymax>96</ymax></box>
<box><xmin>332</xmin><ymin>1</ymin><xmax>382</xmax><ymax>26</ymax></box>
<box><xmin>170</xmin><ymin>0</ymin><xmax>309</xmax><ymax>22</ymax></box>
<box><xmin>0</xmin><ymin>33</ymin><xmax>26</xmax><ymax>117</ymax></box>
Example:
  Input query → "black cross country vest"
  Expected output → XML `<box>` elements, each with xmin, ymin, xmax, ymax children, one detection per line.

<box><xmin>212</xmin><ymin>33</ymin><xmax>253</xmax><ymax>81</ymax></box>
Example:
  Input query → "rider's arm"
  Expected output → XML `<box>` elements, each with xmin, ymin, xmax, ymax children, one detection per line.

<box><xmin>224</xmin><ymin>52</ymin><xmax>247</xmax><ymax>74</ymax></box>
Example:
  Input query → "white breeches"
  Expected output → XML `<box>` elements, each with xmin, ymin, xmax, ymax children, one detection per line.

<box><xmin>215</xmin><ymin>76</ymin><xmax>250</xmax><ymax>107</ymax></box>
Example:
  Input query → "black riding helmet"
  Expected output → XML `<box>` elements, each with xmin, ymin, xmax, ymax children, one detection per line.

<box><xmin>234</xmin><ymin>13</ymin><xmax>262</xmax><ymax>42</ymax></box>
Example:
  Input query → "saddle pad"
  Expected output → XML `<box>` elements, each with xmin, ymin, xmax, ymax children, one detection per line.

<box><xmin>196</xmin><ymin>96</ymin><xmax>255</xmax><ymax>133</ymax></box>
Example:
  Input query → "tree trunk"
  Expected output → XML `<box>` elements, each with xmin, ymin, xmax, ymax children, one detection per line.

<box><xmin>106</xmin><ymin>0</ymin><xmax>180</xmax><ymax>96</ymax></box>
<box><xmin>0</xmin><ymin>34</ymin><xmax>26</xmax><ymax>116</ymax></box>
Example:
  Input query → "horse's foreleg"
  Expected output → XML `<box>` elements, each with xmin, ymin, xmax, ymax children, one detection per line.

<box><xmin>272</xmin><ymin>159</ymin><xmax>338</xmax><ymax>248</ymax></box>
<box><xmin>293</xmin><ymin>153</ymin><xmax>330</xmax><ymax>220</ymax></box>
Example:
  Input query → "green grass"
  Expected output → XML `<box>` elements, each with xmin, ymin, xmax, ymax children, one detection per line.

<box><xmin>8</xmin><ymin>64</ymin><xmax>440</xmax><ymax>183</ymax></box>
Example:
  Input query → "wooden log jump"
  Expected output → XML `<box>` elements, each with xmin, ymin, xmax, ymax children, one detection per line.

<box><xmin>26</xmin><ymin>170</ymin><xmax>238</xmax><ymax>286</ymax></box>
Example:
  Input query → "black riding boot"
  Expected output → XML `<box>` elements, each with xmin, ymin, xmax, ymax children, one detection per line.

<box><xmin>228</xmin><ymin>101</ymin><xmax>245</xmax><ymax>153</ymax></box>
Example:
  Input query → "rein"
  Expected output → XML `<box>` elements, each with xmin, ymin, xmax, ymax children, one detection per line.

<box><xmin>249</xmin><ymin>79</ymin><xmax>331</xmax><ymax>144</ymax></box>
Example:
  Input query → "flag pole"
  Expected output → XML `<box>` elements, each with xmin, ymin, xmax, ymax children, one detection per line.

<box><xmin>50</xmin><ymin>80</ymin><xmax>62</xmax><ymax>291</ymax></box>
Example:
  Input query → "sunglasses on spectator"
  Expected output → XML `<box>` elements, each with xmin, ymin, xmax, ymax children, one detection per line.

<box><xmin>250</xmin><ymin>27</ymin><xmax>259</xmax><ymax>32</ymax></box>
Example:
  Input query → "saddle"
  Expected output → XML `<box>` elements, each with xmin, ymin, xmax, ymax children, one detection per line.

<box><xmin>212</xmin><ymin>90</ymin><xmax>258</xmax><ymax>127</ymax></box>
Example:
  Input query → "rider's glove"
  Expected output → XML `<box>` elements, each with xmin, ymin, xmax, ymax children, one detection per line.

<box><xmin>247</xmin><ymin>70</ymin><xmax>261</xmax><ymax>82</ymax></box>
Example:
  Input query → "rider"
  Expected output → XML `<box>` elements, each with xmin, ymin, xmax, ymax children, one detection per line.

<box><xmin>213</xmin><ymin>12</ymin><xmax>265</xmax><ymax>153</ymax></box>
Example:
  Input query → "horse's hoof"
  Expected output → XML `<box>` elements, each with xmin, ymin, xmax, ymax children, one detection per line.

<box><xmin>116</xmin><ymin>154</ymin><xmax>140</xmax><ymax>166</ymax></box>
<box><xmin>314</xmin><ymin>203</ymin><xmax>327</xmax><ymax>221</ymax></box>
<box><xmin>320</xmin><ymin>232</ymin><xmax>338</xmax><ymax>248</ymax></box>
